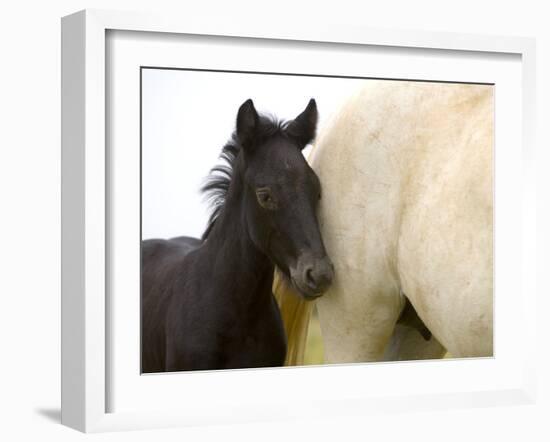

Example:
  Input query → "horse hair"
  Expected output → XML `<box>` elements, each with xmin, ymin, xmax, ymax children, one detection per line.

<box><xmin>200</xmin><ymin>114</ymin><xmax>291</xmax><ymax>240</ymax></box>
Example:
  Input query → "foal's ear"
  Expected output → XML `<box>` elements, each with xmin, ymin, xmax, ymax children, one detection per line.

<box><xmin>236</xmin><ymin>99</ymin><xmax>259</xmax><ymax>150</ymax></box>
<box><xmin>286</xmin><ymin>99</ymin><xmax>318</xmax><ymax>149</ymax></box>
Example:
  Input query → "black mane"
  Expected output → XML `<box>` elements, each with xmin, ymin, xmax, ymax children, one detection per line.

<box><xmin>200</xmin><ymin>114</ymin><xmax>287</xmax><ymax>240</ymax></box>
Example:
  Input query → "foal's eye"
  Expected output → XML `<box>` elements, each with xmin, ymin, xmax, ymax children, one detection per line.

<box><xmin>256</xmin><ymin>187</ymin><xmax>277</xmax><ymax>210</ymax></box>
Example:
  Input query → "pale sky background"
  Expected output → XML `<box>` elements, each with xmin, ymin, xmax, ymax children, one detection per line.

<box><xmin>141</xmin><ymin>69</ymin><xmax>369</xmax><ymax>240</ymax></box>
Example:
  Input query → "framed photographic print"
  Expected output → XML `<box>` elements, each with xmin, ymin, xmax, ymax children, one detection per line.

<box><xmin>61</xmin><ymin>9</ymin><xmax>537</xmax><ymax>432</ymax></box>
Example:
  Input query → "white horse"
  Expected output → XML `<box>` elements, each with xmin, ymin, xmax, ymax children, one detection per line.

<box><xmin>275</xmin><ymin>80</ymin><xmax>493</xmax><ymax>364</ymax></box>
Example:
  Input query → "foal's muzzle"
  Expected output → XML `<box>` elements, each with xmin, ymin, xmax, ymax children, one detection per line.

<box><xmin>290</xmin><ymin>254</ymin><xmax>334</xmax><ymax>300</ymax></box>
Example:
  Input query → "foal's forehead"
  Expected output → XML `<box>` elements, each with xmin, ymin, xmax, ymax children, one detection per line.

<box><xmin>253</xmin><ymin>136</ymin><xmax>310</xmax><ymax>177</ymax></box>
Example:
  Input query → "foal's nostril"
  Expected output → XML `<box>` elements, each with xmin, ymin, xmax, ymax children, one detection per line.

<box><xmin>305</xmin><ymin>267</ymin><xmax>316</xmax><ymax>288</ymax></box>
<box><xmin>303</xmin><ymin>261</ymin><xmax>333</xmax><ymax>293</ymax></box>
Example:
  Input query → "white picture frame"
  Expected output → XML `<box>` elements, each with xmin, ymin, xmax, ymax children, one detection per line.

<box><xmin>61</xmin><ymin>9</ymin><xmax>537</xmax><ymax>433</ymax></box>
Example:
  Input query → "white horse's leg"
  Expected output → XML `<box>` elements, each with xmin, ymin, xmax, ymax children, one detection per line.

<box><xmin>317</xmin><ymin>280</ymin><xmax>403</xmax><ymax>363</ymax></box>
<box><xmin>311</xmin><ymin>127</ymin><xmax>405</xmax><ymax>362</ymax></box>
<box><xmin>310</xmin><ymin>86</ymin><xmax>406</xmax><ymax>363</ymax></box>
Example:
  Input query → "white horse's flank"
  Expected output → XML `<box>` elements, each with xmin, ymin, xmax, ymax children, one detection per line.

<box><xmin>298</xmin><ymin>81</ymin><xmax>493</xmax><ymax>363</ymax></box>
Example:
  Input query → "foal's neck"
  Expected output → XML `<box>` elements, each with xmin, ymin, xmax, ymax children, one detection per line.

<box><xmin>202</xmin><ymin>199</ymin><xmax>274</xmax><ymax>307</ymax></box>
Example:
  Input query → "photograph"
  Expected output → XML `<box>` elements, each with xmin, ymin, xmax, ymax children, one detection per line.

<box><xmin>140</xmin><ymin>68</ymin><xmax>494</xmax><ymax>373</ymax></box>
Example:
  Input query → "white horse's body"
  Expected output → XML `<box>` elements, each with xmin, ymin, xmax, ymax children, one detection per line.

<box><xmin>307</xmin><ymin>81</ymin><xmax>493</xmax><ymax>362</ymax></box>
